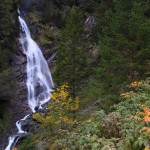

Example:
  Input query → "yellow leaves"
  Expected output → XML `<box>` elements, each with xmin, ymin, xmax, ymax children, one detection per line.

<box><xmin>120</xmin><ymin>93</ymin><xmax>126</xmax><ymax>97</ymax></box>
<box><xmin>50</xmin><ymin>83</ymin><xmax>79</xmax><ymax>112</ymax></box>
<box><xmin>61</xmin><ymin>116</ymin><xmax>74</xmax><ymax>124</ymax></box>
<box><xmin>60</xmin><ymin>83</ymin><xmax>68</xmax><ymax>90</ymax></box>
<box><xmin>35</xmin><ymin>83</ymin><xmax>79</xmax><ymax>128</ymax></box>
<box><xmin>50</xmin><ymin>83</ymin><xmax>69</xmax><ymax>104</ymax></box>
<box><xmin>35</xmin><ymin>139</ymin><xmax>40</xmax><ymax>144</ymax></box>
<box><xmin>12</xmin><ymin>147</ymin><xmax>17</xmax><ymax>150</ymax></box>
<box><xmin>49</xmin><ymin>84</ymin><xmax>80</xmax><ymax>125</ymax></box>
<box><xmin>54</xmin><ymin>120</ymin><xmax>61</xmax><ymax>125</ymax></box>
<box><xmin>138</xmin><ymin>103</ymin><xmax>146</xmax><ymax>108</ymax></box>
<box><xmin>70</xmin><ymin>98</ymin><xmax>79</xmax><ymax>111</ymax></box>
<box><xmin>32</xmin><ymin>113</ymin><xmax>46</xmax><ymax>123</ymax></box>
<box><xmin>120</xmin><ymin>91</ymin><xmax>136</xmax><ymax>98</ymax></box>
<box><xmin>32</xmin><ymin>113</ymin><xmax>54</xmax><ymax>124</ymax></box>
<box><xmin>50</xmin><ymin>94</ymin><xmax>57</xmax><ymax>101</ymax></box>
<box><xmin>70</xmin><ymin>105</ymin><xmax>78</xmax><ymax>111</ymax></box>
<box><xmin>45</xmin><ymin>115</ymin><xmax>53</xmax><ymax>123</ymax></box>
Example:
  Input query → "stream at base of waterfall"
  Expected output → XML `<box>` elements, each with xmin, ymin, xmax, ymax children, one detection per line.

<box><xmin>5</xmin><ymin>12</ymin><xmax>54</xmax><ymax>150</ymax></box>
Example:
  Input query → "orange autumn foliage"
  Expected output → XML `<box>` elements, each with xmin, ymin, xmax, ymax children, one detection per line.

<box><xmin>144</xmin><ymin>147</ymin><xmax>150</xmax><ymax>150</ymax></box>
<box><xmin>133</xmin><ymin>107</ymin><xmax>150</xmax><ymax>122</ymax></box>
<box><xmin>130</xmin><ymin>81</ymin><xmax>142</xmax><ymax>87</ymax></box>
<box><xmin>143</xmin><ymin>108</ymin><xmax>150</xmax><ymax>122</ymax></box>
<box><xmin>142</xmin><ymin>127</ymin><xmax>150</xmax><ymax>133</ymax></box>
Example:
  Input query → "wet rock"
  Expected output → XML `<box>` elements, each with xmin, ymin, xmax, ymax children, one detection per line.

<box><xmin>94</xmin><ymin>100</ymin><xmax>101</xmax><ymax>106</ymax></box>
<box><xmin>47</xmin><ymin>52</ymin><xmax>56</xmax><ymax>68</ymax></box>
<box><xmin>84</xmin><ymin>16</ymin><xmax>96</xmax><ymax>38</ymax></box>
<box><xmin>34</xmin><ymin>106</ymin><xmax>39</xmax><ymax>112</ymax></box>
<box><xmin>84</xmin><ymin>16</ymin><xmax>96</xmax><ymax>30</ymax></box>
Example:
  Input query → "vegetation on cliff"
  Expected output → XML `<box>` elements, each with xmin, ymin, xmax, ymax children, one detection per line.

<box><xmin>17</xmin><ymin>79</ymin><xmax>150</xmax><ymax>150</ymax></box>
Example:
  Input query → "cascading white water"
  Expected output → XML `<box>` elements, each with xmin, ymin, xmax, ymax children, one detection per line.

<box><xmin>19</xmin><ymin>16</ymin><xmax>54</xmax><ymax>112</ymax></box>
<box><xmin>5</xmin><ymin>136</ymin><xmax>16</xmax><ymax>150</ymax></box>
<box><xmin>5</xmin><ymin>15</ymin><xmax>54</xmax><ymax>150</ymax></box>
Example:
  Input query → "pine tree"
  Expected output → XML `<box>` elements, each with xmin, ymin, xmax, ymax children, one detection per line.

<box><xmin>54</xmin><ymin>6</ymin><xmax>88</xmax><ymax>97</ymax></box>
<box><xmin>96</xmin><ymin>0</ymin><xmax>150</xmax><ymax>94</ymax></box>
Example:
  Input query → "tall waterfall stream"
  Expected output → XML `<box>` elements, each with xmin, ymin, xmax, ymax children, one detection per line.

<box><xmin>5</xmin><ymin>14</ymin><xmax>54</xmax><ymax>150</ymax></box>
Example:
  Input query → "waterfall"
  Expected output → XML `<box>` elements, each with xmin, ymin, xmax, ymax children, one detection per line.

<box><xmin>5</xmin><ymin>14</ymin><xmax>54</xmax><ymax>150</ymax></box>
<box><xmin>19</xmin><ymin>16</ymin><xmax>54</xmax><ymax>112</ymax></box>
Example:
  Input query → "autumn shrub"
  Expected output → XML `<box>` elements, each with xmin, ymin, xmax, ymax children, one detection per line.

<box><xmin>33</xmin><ymin>83</ymin><xmax>79</xmax><ymax>132</ymax></box>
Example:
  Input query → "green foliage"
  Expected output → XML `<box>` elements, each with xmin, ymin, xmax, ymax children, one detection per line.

<box><xmin>42</xmin><ymin>0</ymin><xmax>65</xmax><ymax>28</ymax></box>
<box><xmin>95</xmin><ymin>0</ymin><xmax>150</xmax><ymax>97</ymax></box>
<box><xmin>0</xmin><ymin>103</ymin><xmax>10</xmax><ymax>135</ymax></box>
<box><xmin>54</xmin><ymin>6</ymin><xmax>88</xmax><ymax>97</ymax></box>
<box><xmin>18</xmin><ymin>135</ymin><xmax>36</xmax><ymax>150</ymax></box>
<box><xmin>0</xmin><ymin>0</ymin><xmax>16</xmax><ymax>102</ymax></box>
<box><xmin>0</xmin><ymin>0</ymin><xmax>16</xmax><ymax>136</ymax></box>
<box><xmin>0</xmin><ymin>0</ymin><xmax>15</xmax><ymax>70</ymax></box>
<box><xmin>19</xmin><ymin>79</ymin><xmax>150</xmax><ymax>150</ymax></box>
<box><xmin>79</xmin><ymin>0</ymin><xmax>100</xmax><ymax>13</ymax></box>
<box><xmin>48</xmin><ymin>79</ymin><xmax>150</xmax><ymax>150</ymax></box>
<box><xmin>0</xmin><ymin>69</ymin><xmax>14</xmax><ymax>101</ymax></box>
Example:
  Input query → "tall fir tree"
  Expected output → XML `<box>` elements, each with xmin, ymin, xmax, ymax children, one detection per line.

<box><xmin>54</xmin><ymin>6</ymin><xmax>88</xmax><ymax>97</ymax></box>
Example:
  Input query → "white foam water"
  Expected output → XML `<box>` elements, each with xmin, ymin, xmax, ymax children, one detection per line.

<box><xmin>5</xmin><ymin>136</ymin><xmax>16</xmax><ymax>150</ymax></box>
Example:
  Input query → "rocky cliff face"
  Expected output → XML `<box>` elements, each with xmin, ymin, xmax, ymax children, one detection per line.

<box><xmin>12</xmin><ymin>38</ymin><xmax>29</xmax><ymax>112</ymax></box>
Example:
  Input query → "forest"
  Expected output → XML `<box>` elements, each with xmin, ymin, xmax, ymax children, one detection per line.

<box><xmin>0</xmin><ymin>0</ymin><xmax>150</xmax><ymax>149</ymax></box>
